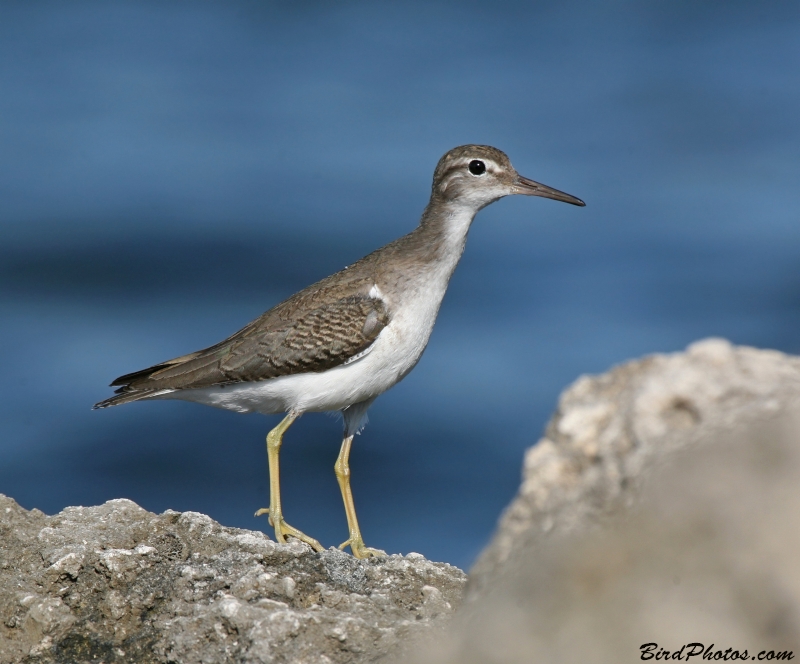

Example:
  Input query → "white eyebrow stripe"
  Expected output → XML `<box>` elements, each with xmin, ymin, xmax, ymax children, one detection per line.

<box><xmin>456</xmin><ymin>157</ymin><xmax>499</xmax><ymax>172</ymax></box>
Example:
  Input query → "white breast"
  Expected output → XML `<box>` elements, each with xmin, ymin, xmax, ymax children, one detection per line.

<box><xmin>164</xmin><ymin>268</ymin><xmax>452</xmax><ymax>415</ymax></box>
<box><xmin>160</xmin><ymin>209</ymin><xmax>473</xmax><ymax>416</ymax></box>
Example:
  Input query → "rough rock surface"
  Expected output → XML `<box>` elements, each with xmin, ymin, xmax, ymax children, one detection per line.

<box><xmin>416</xmin><ymin>339</ymin><xmax>800</xmax><ymax>663</ymax></box>
<box><xmin>0</xmin><ymin>497</ymin><xmax>466</xmax><ymax>664</ymax></box>
<box><xmin>6</xmin><ymin>338</ymin><xmax>800</xmax><ymax>664</ymax></box>
<box><xmin>470</xmin><ymin>338</ymin><xmax>800</xmax><ymax>593</ymax></box>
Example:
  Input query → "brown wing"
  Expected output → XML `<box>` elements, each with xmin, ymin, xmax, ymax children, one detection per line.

<box><xmin>217</xmin><ymin>294</ymin><xmax>390</xmax><ymax>381</ymax></box>
<box><xmin>94</xmin><ymin>291</ymin><xmax>390</xmax><ymax>408</ymax></box>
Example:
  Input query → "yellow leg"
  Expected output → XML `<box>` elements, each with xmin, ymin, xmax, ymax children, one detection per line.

<box><xmin>335</xmin><ymin>435</ymin><xmax>385</xmax><ymax>558</ymax></box>
<box><xmin>255</xmin><ymin>413</ymin><xmax>323</xmax><ymax>552</ymax></box>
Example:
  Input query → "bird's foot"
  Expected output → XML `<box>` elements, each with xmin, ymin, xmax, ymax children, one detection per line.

<box><xmin>255</xmin><ymin>508</ymin><xmax>324</xmax><ymax>552</ymax></box>
<box><xmin>339</xmin><ymin>536</ymin><xmax>386</xmax><ymax>559</ymax></box>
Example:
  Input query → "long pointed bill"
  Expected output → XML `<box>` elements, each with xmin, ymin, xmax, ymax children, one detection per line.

<box><xmin>514</xmin><ymin>175</ymin><xmax>585</xmax><ymax>206</ymax></box>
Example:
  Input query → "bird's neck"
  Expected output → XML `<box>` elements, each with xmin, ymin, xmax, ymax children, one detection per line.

<box><xmin>371</xmin><ymin>198</ymin><xmax>480</xmax><ymax>293</ymax></box>
<box><xmin>416</xmin><ymin>198</ymin><xmax>479</xmax><ymax>267</ymax></box>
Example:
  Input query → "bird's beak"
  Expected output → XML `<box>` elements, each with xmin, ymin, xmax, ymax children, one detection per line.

<box><xmin>513</xmin><ymin>174</ymin><xmax>585</xmax><ymax>207</ymax></box>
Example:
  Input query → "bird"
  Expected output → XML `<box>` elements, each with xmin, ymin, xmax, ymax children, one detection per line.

<box><xmin>94</xmin><ymin>145</ymin><xmax>585</xmax><ymax>558</ymax></box>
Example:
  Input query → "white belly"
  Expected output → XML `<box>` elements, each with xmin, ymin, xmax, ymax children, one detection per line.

<box><xmin>160</xmin><ymin>279</ymin><xmax>447</xmax><ymax>415</ymax></box>
<box><xmin>157</xmin><ymin>214</ymin><xmax>472</xmax><ymax>416</ymax></box>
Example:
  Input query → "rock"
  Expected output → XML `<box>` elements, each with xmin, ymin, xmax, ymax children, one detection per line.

<box><xmin>470</xmin><ymin>338</ymin><xmax>800</xmax><ymax>591</ymax></box>
<box><xmin>417</xmin><ymin>339</ymin><xmax>800</xmax><ymax>663</ymax></box>
<box><xmin>6</xmin><ymin>339</ymin><xmax>800</xmax><ymax>664</ymax></box>
<box><xmin>0</xmin><ymin>497</ymin><xmax>466</xmax><ymax>664</ymax></box>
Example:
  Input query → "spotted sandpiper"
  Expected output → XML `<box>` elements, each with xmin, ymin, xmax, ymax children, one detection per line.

<box><xmin>94</xmin><ymin>145</ymin><xmax>585</xmax><ymax>558</ymax></box>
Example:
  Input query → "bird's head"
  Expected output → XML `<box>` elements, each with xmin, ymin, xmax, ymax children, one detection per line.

<box><xmin>430</xmin><ymin>144</ymin><xmax>585</xmax><ymax>210</ymax></box>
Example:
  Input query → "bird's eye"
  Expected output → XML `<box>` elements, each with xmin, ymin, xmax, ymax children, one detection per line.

<box><xmin>468</xmin><ymin>160</ymin><xmax>486</xmax><ymax>176</ymax></box>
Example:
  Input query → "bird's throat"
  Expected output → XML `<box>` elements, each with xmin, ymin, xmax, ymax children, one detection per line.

<box><xmin>418</xmin><ymin>202</ymin><xmax>475</xmax><ymax>276</ymax></box>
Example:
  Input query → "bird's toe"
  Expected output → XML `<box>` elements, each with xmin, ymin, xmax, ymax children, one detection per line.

<box><xmin>340</xmin><ymin>537</ymin><xmax>386</xmax><ymax>559</ymax></box>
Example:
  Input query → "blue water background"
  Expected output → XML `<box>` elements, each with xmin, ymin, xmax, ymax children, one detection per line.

<box><xmin>1</xmin><ymin>1</ymin><xmax>799</xmax><ymax>569</ymax></box>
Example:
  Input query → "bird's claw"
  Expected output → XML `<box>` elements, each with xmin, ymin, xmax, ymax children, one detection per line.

<box><xmin>254</xmin><ymin>507</ymin><xmax>274</xmax><ymax>526</ymax></box>
<box><xmin>339</xmin><ymin>536</ymin><xmax>386</xmax><ymax>559</ymax></box>
<box><xmin>256</xmin><ymin>508</ymin><xmax>323</xmax><ymax>552</ymax></box>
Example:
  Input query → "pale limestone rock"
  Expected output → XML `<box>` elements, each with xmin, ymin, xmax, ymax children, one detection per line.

<box><xmin>0</xmin><ymin>496</ymin><xmax>465</xmax><ymax>664</ymax></box>
<box><xmin>418</xmin><ymin>340</ymin><xmax>800</xmax><ymax>664</ymax></box>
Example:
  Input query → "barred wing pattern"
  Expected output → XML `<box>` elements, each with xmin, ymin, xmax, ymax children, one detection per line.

<box><xmin>94</xmin><ymin>292</ymin><xmax>390</xmax><ymax>408</ymax></box>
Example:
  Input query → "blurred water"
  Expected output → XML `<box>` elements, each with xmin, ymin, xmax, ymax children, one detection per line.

<box><xmin>1</xmin><ymin>1</ymin><xmax>799</xmax><ymax>569</ymax></box>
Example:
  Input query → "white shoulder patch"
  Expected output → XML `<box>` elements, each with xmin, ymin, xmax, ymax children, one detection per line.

<box><xmin>368</xmin><ymin>284</ymin><xmax>385</xmax><ymax>301</ymax></box>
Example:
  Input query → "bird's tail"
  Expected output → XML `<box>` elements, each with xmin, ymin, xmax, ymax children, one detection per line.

<box><xmin>92</xmin><ymin>388</ymin><xmax>173</xmax><ymax>410</ymax></box>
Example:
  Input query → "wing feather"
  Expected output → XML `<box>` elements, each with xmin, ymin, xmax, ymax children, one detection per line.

<box><xmin>94</xmin><ymin>287</ymin><xmax>390</xmax><ymax>408</ymax></box>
